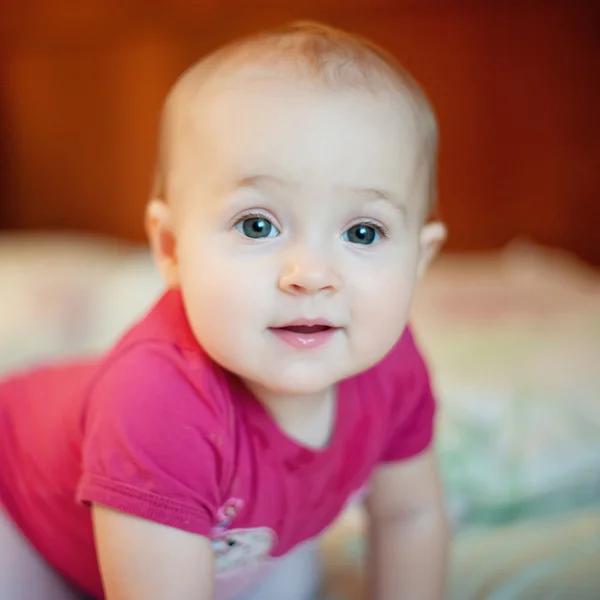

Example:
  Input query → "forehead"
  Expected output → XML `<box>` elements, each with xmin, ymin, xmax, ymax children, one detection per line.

<box><xmin>179</xmin><ymin>73</ymin><xmax>425</xmax><ymax>200</ymax></box>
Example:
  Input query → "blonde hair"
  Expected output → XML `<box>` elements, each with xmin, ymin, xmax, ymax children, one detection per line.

<box><xmin>154</xmin><ymin>21</ymin><xmax>438</xmax><ymax>213</ymax></box>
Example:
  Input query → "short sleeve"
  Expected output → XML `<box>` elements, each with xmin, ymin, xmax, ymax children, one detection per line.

<box><xmin>378</xmin><ymin>327</ymin><xmax>437</xmax><ymax>463</ymax></box>
<box><xmin>77</xmin><ymin>345</ymin><xmax>227</xmax><ymax>537</ymax></box>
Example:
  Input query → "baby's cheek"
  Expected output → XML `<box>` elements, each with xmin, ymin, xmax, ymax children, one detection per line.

<box><xmin>368</xmin><ymin>279</ymin><xmax>412</xmax><ymax>322</ymax></box>
<box><xmin>355</xmin><ymin>282</ymin><xmax>413</xmax><ymax>360</ymax></box>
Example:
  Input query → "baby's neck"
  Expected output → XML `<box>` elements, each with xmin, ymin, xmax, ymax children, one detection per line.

<box><xmin>250</xmin><ymin>385</ymin><xmax>337</xmax><ymax>450</ymax></box>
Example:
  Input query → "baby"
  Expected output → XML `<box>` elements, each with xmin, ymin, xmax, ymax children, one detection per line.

<box><xmin>0</xmin><ymin>21</ymin><xmax>449</xmax><ymax>600</ymax></box>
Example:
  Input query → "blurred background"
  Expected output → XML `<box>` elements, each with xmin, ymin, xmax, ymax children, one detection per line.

<box><xmin>1</xmin><ymin>1</ymin><xmax>599</xmax><ymax>599</ymax></box>
<box><xmin>1</xmin><ymin>0</ymin><xmax>600</xmax><ymax>260</ymax></box>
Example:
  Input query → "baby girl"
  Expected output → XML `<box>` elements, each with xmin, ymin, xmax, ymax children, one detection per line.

<box><xmin>0</xmin><ymin>21</ymin><xmax>448</xmax><ymax>600</ymax></box>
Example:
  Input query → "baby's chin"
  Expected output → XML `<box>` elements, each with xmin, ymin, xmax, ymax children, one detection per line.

<box><xmin>240</xmin><ymin>363</ymin><xmax>361</xmax><ymax>401</ymax></box>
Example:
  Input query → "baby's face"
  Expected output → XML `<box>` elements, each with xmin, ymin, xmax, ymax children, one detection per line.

<box><xmin>164</xmin><ymin>74</ymin><xmax>441</xmax><ymax>397</ymax></box>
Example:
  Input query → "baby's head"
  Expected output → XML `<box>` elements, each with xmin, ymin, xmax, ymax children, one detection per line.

<box><xmin>147</xmin><ymin>21</ymin><xmax>446</xmax><ymax>398</ymax></box>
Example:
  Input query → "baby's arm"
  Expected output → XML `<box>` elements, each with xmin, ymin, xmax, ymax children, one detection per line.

<box><xmin>365</xmin><ymin>449</ymin><xmax>449</xmax><ymax>600</ymax></box>
<box><xmin>77</xmin><ymin>346</ymin><xmax>228</xmax><ymax>600</ymax></box>
<box><xmin>93</xmin><ymin>505</ymin><xmax>214</xmax><ymax>600</ymax></box>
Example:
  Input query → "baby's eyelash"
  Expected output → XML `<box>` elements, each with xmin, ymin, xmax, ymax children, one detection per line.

<box><xmin>232</xmin><ymin>210</ymin><xmax>275</xmax><ymax>225</ymax></box>
<box><xmin>352</xmin><ymin>219</ymin><xmax>389</xmax><ymax>237</ymax></box>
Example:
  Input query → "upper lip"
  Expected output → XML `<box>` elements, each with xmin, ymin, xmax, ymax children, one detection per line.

<box><xmin>271</xmin><ymin>318</ymin><xmax>338</xmax><ymax>329</ymax></box>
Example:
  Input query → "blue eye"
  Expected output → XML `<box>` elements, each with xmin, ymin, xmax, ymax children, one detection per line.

<box><xmin>235</xmin><ymin>216</ymin><xmax>280</xmax><ymax>239</ymax></box>
<box><xmin>342</xmin><ymin>223</ymin><xmax>382</xmax><ymax>245</ymax></box>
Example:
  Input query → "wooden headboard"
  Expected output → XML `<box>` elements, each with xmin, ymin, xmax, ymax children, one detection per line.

<box><xmin>2</xmin><ymin>0</ymin><xmax>599</xmax><ymax>263</ymax></box>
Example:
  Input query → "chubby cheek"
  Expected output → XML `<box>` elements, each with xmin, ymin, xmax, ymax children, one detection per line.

<box><xmin>177</xmin><ymin>249</ymin><xmax>270</xmax><ymax>355</ymax></box>
<box><xmin>352</xmin><ymin>268</ymin><xmax>415</xmax><ymax>362</ymax></box>
<box><xmin>183</xmin><ymin>271</ymin><xmax>247</xmax><ymax>329</ymax></box>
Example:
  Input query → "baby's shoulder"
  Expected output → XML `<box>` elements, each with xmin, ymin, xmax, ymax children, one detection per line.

<box><xmin>78</xmin><ymin>340</ymin><xmax>235</xmax><ymax>526</ymax></box>
<box><xmin>87</xmin><ymin>288</ymin><xmax>236</xmax><ymax>423</ymax></box>
<box><xmin>89</xmin><ymin>337</ymin><xmax>234</xmax><ymax>427</ymax></box>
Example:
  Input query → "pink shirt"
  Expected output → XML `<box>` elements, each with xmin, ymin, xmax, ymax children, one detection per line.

<box><xmin>0</xmin><ymin>290</ymin><xmax>436</xmax><ymax>599</ymax></box>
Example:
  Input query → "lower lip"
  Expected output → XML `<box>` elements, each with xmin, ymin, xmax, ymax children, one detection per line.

<box><xmin>269</xmin><ymin>328</ymin><xmax>338</xmax><ymax>349</ymax></box>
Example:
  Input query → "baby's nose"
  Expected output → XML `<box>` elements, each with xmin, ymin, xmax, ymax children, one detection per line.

<box><xmin>278</xmin><ymin>255</ymin><xmax>341</xmax><ymax>295</ymax></box>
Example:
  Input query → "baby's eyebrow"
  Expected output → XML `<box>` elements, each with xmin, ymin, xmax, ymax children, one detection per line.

<box><xmin>232</xmin><ymin>173</ymin><xmax>407</xmax><ymax>215</ymax></box>
<box><xmin>352</xmin><ymin>186</ymin><xmax>389</xmax><ymax>200</ymax></box>
<box><xmin>349</xmin><ymin>186</ymin><xmax>407</xmax><ymax>216</ymax></box>
<box><xmin>234</xmin><ymin>173</ymin><xmax>290</xmax><ymax>189</ymax></box>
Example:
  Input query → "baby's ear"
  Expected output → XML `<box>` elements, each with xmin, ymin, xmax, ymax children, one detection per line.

<box><xmin>417</xmin><ymin>221</ymin><xmax>447</xmax><ymax>278</ymax></box>
<box><xmin>145</xmin><ymin>199</ymin><xmax>180</xmax><ymax>286</ymax></box>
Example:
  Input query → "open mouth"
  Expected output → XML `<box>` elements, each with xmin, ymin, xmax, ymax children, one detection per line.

<box><xmin>270</xmin><ymin>322</ymin><xmax>338</xmax><ymax>349</ymax></box>
<box><xmin>278</xmin><ymin>325</ymin><xmax>332</xmax><ymax>335</ymax></box>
